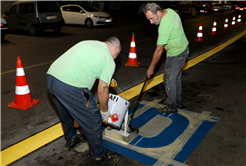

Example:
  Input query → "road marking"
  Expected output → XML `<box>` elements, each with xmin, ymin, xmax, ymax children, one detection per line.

<box><xmin>1</xmin><ymin>30</ymin><xmax>245</xmax><ymax>166</ymax></box>
<box><xmin>1</xmin><ymin>39</ymin><xmax>151</xmax><ymax>75</ymax></box>
<box><xmin>103</xmin><ymin>102</ymin><xmax>213</xmax><ymax>166</ymax></box>
<box><xmin>1</xmin><ymin>61</ymin><xmax>54</xmax><ymax>75</ymax></box>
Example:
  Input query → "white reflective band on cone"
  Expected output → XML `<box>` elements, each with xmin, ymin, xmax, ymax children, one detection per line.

<box><xmin>212</xmin><ymin>28</ymin><xmax>216</xmax><ymax>31</ymax></box>
<box><xmin>16</xmin><ymin>85</ymin><xmax>30</xmax><ymax>95</ymax></box>
<box><xmin>238</xmin><ymin>15</ymin><xmax>241</xmax><ymax>18</ymax></box>
<box><xmin>16</xmin><ymin>68</ymin><xmax>25</xmax><ymax>76</ymax></box>
<box><xmin>199</xmin><ymin>26</ymin><xmax>202</xmax><ymax>30</ymax></box>
<box><xmin>130</xmin><ymin>42</ymin><xmax>136</xmax><ymax>47</ymax></box>
<box><xmin>237</xmin><ymin>19</ymin><xmax>241</xmax><ymax>22</ymax></box>
<box><xmin>129</xmin><ymin>53</ymin><xmax>137</xmax><ymax>58</ymax></box>
<box><xmin>224</xmin><ymin>24</ymin><xmax>228</xmax><ymax>27</ymax></box>
<box><xmin>197</xmin><ymin>33</ymin><xmax>202</xmax><ymax>37</ymax></box>
<box><xmin>232</xmin><ymin>22</ymin><xmax>235</xmax><ymax>25</ymax></box>
<box><xmin>233</xmin><ymin>17</ymin><xmax>235</xmax><ymax>20</ymax></box>
<box><xmin>213</xmin><ymin>22</ymin><xmax>217</xmax><ymax>26</ymax></box>
<box><xmin>225</xmin><ymin>19</ymin><xmax>228</xmax><ymax>22</ymax></box>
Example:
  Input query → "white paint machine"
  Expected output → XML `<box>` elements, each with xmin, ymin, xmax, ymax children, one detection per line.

<box><xmin>104</xmin><ymin>77</ymin><xmax>148</xmax><ymax>144</ymax></box>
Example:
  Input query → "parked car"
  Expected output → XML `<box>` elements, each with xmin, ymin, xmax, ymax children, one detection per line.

<box><xmin>1</xmin><ymin>17</ymin><xmax>8</xmax><ymax>40</ymax></box>
<box><xmin>223</xmin><ymin>3</ymin><xmax>233</xmax><ymax>10</ymax></box>
<box><xmin>2</xmin><ymin>1</ymin><xmax>63</xmax><ymax>36</ymax></box>
<box><xmin>197</xmin><ymin>4</ymin><xmax>214</xmax><ymax>15</ymax></box>
<box><xmin>60</xmin><ymin>4</ymin><xmax>112</xmax><ymax>28</ymax></box>
<box><xmin>213</xmin><ymin>3</ymin><xmax>224</xmax><ymax>12</ymax></box>
<box><xmin>235</xmin><ymin>4</ymin><xmax>246</xmax><ymax>19</ymax></box>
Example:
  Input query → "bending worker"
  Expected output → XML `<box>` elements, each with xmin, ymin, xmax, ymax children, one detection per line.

<box><xmin>46</xmin><ymin>37</ymin><xmax>121</xmax><ymax>165</ymax></box>
<box><xmin>143</xmin><ymin>3</ymin><xmax>189</xmax><ymax>114</ymax></box>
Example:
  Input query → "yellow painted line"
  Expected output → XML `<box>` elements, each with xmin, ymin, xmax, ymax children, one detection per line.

<box><xmin>183</xmin><ymin>29</ymin><xmax>246</xmax><ymax>71</ymax></box>
<box><xmin>119</xmin><ymin>29</ymin><xmax>246</xmax><ymax>99</ymax></box>
<box><xmin>1</xmin><ymin>123</ymin><xmax>64</xmax><ymax>166</ymax></box>
<box><xmin>1</xmin><ymin>30</ymin><xmax>245</xmax><ymax>166</ymax></box>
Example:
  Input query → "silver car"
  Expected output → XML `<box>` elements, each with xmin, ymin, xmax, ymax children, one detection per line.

<box><xmin>213</xmin><ymin>4</ymin><xmax>224</xmax><ymax>12</ymax></box>
<box><xmin>61</xmin><ymin>4</ymin><xmax>113</xmax><ymax>28</ymax></box>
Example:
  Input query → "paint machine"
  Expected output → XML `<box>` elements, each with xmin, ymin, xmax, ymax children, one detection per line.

<box><xmin>104</xmin><ymin>77</ymin><xmax>148</xmax><ymax>144</ymax></box>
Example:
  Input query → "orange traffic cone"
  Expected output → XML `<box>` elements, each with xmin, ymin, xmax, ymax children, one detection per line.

<box><xmin>194</xmin><ymin>22</ymin><xmax>204</xmax><ymax>42</ymax></box>
<box><xmin>223</xmin><ymin>17</ymin><xmax>229</xmax><ymax>30</ymax></box>
<box><xmin>8</xmin><ymin>56</ymin><xmax>40</xmax><ymax>110</ymax></box>
<box><xmin>237</xmin><ymin>14</ymin><xmax>242</xmax><ymax>24</ymax></box>
<box><xmin>209</xmin><ymin>19</ymin><xmax>217</xmax><ymax>35</ymax></box>
<box><xmin>125</xmin><ymin>33</ymin><xmax>140</xmax><ymax>67</ymax></box>
<box><xmin>231</xmin><ymin>16</ymin><xmax>236</xmax><ymax>27</ymax></box>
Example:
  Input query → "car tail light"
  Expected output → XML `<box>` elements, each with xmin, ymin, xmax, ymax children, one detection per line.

<box><xmin>211</xmin><ymin>8</ymin><xmax>214</xmax><ymax>10</ymax></box>
<box><xmin>205</xmin><ymin>11</ymin><xmax>207</xmax><ymax>13</ymax></box>
<box><xmin>0</xmin><ymin>24</ymin><xmax>3</xmax><ymax>27</ymax></box>
<box><xmin>244</xmin><ymin>7</ymin><xmax>246</xmax><ymax>10</ymax></box>
<box><xmin>235</xmin><ymin>7</ymin><xmax>240</xmax><ymax>10</ymax></box>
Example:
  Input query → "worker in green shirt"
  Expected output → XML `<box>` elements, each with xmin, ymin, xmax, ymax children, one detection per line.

<box><xmin>46</xmin><ymin>37</ymin><xmax>120</xmax><ymax>165</ymax></box>
<box><xmin>143</xmin><ymin>3</ymin><xmax>189</xmax><ymax>113</ymax></box>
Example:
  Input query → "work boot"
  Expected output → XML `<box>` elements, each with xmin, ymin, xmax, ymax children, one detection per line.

<box><xmin>65</xmin><ymin>134</ymin><xmax>84</xmax><ymax>151</ymax></box>
<box><xmin>92</xmin><ymin>154</ymin><xmax>119</xmax><ymax>166</ymax></box>
<box><xmin>158</xmin><ymin>106</ymin><xmax>178</xmax><ymax>114</ymax></box>
<box><xmin>164</xmin><ymin>100</ymin><xmax>183</xmax><ymax>109</ymax></box>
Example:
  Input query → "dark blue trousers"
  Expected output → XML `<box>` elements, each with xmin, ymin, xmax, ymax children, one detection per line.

<box><xmin>46</xmin><ymin>74</ymin><xmax>105</xmax><ymax>158</ymax></box>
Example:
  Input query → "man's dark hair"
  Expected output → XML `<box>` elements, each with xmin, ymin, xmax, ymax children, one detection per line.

<box><xmin>143</xmin><ymin>2</ymin><xmax>163</xmax><ymax>15</ymax></box>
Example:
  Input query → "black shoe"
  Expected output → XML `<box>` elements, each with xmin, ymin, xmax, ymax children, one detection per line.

<box><xmin>91</xmin><ymin>154</ymin><xmax>118</xmax><ymax>166</ymax></box>
<box><xmin>65</xmin><ymin>134</ymin><xmax>84</xmax><ymax>151</ymax></box>
<box><xmin>164</xmin><ymin>100</ymin><xmax>183</xmax><ymax>109</ymax></box>
<box><xmin>158</xmin><ymin>106</ymin><xmax>178</xmax><ymax>113</ymax></box>
<box><xmin>177</xmin><ymin>104</ymin><xmax>183</xmax><ymax>109</ymax></box>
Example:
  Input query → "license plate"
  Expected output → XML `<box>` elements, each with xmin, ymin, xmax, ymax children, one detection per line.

<box><xmin>240</xmin><ymin>8</ymin><xmax>243</xmax><ymax>10</ymax></box>
<box><xmin>200</xmin><ymin>10</ymin><xmax>204</xmax><ymax>12</ymax></box>
<box><xmin>46</xmin><ymin>16</ymin><xmax>57</xmax><ymax>20</ymax></box>
<box><xmin>105</xmin><ymin>20</ymin><xmax>111</xmax><ymax>22</ymax></box>
<box><xmin>214</xmin><ymin>9</ymin><xmax>218</xmax><ymax>11</ymax></box>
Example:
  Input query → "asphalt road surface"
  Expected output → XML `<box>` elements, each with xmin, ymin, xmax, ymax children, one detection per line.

<box><xmin>1</xmin><ymin>10</ymin><xmax>246</xmax><ymax>166</ymax></box>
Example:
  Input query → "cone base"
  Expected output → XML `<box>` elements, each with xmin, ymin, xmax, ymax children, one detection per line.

<box><xmin>209</xmin><ymin>32</ymin><xmax>217</xmax><ymax>35</ymax></box>
<box><xmin>231</xmin><ymin>25</ymin><xmax>236</xmax><ymax>27</ymax></box>
<box><xmin>125</xmin><ymin>62</ymin><xmax>140</xmax><ymax>67</ymax></box>
<box><xmin>8</xmin><ymin>99</ymin><xmax>40</xmax><ymax>110</ymax></box>
<box><xmin>194</xmin><ymin>38</ymin><xmax>204</xmax><ymax>42</ymax></box>
<box><xmin>222</xmin><ymin>28</ymin><xmax>229</xmax><ymax>30</ymax></box>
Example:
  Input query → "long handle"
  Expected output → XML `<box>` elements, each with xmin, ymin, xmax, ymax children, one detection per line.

<box><xmin>127</xmin><ymin>76</ymin><xmax>148</xmax><ymax>125</ymax></box>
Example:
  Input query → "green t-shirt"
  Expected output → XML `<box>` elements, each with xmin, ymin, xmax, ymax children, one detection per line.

<box><xmin>157</xmin><ymin>8</ymin><xmax>189</xmax><ymax>57</ymax></box>
<box><xmin>47</xmin><ymin>40</ymin><xmax>115</xmax><ymax>90</ymax></box>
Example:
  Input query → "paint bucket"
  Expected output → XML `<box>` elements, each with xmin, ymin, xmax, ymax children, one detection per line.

<box><xmin>107</xmin><ymin>93</ymin><xmax>130</xmax><ymax>129</ymax></box>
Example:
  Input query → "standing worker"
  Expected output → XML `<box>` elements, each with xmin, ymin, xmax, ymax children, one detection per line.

<box><xmin>46</xmin><ymin>37</ymin><xmax>121</xmax><ymax>165</ymax></box>
<box><xmin>143</xmin><ymin>3</ymin><xmax>189</xmax><ymax>113</ymax></box>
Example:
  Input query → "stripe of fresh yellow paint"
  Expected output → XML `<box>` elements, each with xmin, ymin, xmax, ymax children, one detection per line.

<box><xmin>119</xmin><ymin>29</ymin><xmax>246</xmax><ymax>99</ymax></box>
<box><xmin>1</xmin><ymin>30</ymin><xmax>245</xmax><ymax>166</ymax></box>
<box><xmin>1</xmin><ymin>123</ymin><xmax>64</xmax><ymax>166</ymax></box>
<box><xmin>183</xmin><ymin>30</ymin><xmax>246</xmax><ymax>71</ymax></box>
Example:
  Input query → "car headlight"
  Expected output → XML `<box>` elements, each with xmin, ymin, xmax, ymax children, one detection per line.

<box><xmin>0</xmin><ymin>18</ymin><xmax>7</xmax><ymax>24</ymax></box>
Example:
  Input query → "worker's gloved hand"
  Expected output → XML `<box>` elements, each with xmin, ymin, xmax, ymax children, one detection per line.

<box><xmin>110</xmin><ymin>78</ymin><xmax>117</xmax><ymax>87</ymax></box>
<box><xmin>100</xmin><ymin>110</ymin><xmax>110</xmax><ymax>124</ymax></box>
